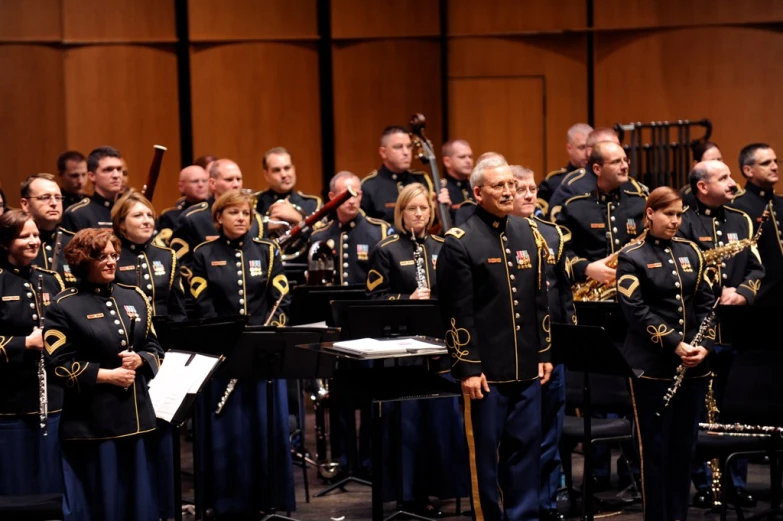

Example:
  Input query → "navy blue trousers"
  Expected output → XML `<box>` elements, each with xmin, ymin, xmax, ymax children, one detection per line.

<box><xmin>61</xmin><ymin>434</ymin><xmax>158</xmax><ymax>521</ymax></box>
<box><xmin>0</xmin><ymin>413</ymin><xmax>62</xmax><ymax>495</ymax></box>
<box><xmin>463</xmin><ymin>379</ymin><xmax>541</xmax><ymax>521</ymax></box>
<box><xmin>152</xmin><ymin>419</ymin><xmax>175</xmax><ymax>519</ymax></box>
<box><xmin>540</xmin><ymin>364</ymin><xmax>565</xmax><ymax>511</ymax></box>
<box><xmin>630</xmin><ymin>377</ymin><xmax>707</xmax><ymax>521</ymax></box>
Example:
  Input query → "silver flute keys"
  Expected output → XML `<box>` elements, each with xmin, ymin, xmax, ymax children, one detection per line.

<box><xmin>412</xmin><ymin>233</ymin><xmax>428</xmax><ymax>291</ymax></box>
<box><xmin>36</xmin><ymin>275</ymin><xmax>48</xmax><ymax>436</ymax></box>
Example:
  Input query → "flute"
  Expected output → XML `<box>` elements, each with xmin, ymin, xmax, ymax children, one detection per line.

<box><xmin>35</xmin><ymin>275</ymin><xmax>49</xmax><ymax>436</ymax></box>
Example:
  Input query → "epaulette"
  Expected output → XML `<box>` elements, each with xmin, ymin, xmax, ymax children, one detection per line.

<box><xmin>193</xmin><ymin>237</ymin><xmax>218</xmax><ymax>252</ymax></box>
<box><xmin>457</xmin><ymin>199</ymin><xmax>476</xmax><ymax>208</ymax></box>
<box><xmin>149</xmin><ymin>243</ymin><xmax>174</xmax><ymax>254</ymax></box>
<box><xmin>532</xmin><ymin>215</ymin><xmax>556</xmax><ymax>230</ymax></box>
<box><xmin>431</xmin><ymin>235</ymin><xmax>445</xmax><ymax>243</ymax></box>
<box><xmin>159</xmin><ymin>206</ymin><xmax>178</xmax><ymax>216</ymax></box>
<box><xmin>311</xmin><ymin>220</ymin><xmax>336</xmax><ymax>236</ymax></box>
<box><xmin>60</xmin><ymin>228</ymin><xmax>75</xmax><ymax>237</ymax></box>
<box><xmin>623</xmin><ymin>240</ymin><xmax>646</xmax><ymax>255</ymax></box>
<box><xmin>732</xmin><ymin>189</ymin><xmax>746</xmax><ymax>199</ymax></box>
<box><xmin>366</xmin><ymin>216</ymin><xmax>388</xmax><ymax>227</ymax></box>
<box><xmin>33</xmin><ymin>266</ymin><xmax>59</xmax><ymax>277</ymax></box>
<box><xmin>378</xmin><ymin>235</ymin><xmax>400</xmax><ymax>248</ymax></box>
<box><xmin>361</xmin><ymin>170</ymin><xmax>378</xmax><ymax>184</ymax></box>
<box><xmin>411</xmin><ymin>170</ymin><xmax>434</xmax><ymax>191</ymax></box>
<box><xmin>252</xmin><ymin>236</ymin><xmax>278</xmax><ymax>248</ymax></box>
<box><xmin>297</xmin><ymin>191</ymin><xmax>323</xmax><ymax>206</ymax></box>
<box><xmin>445</xmin><ymin>228</ymin><xmax>465</xmax><ymax>239</ymax></box>
<box><xmin>624</xmin><ymin>179</ymin><xmax>648</xmax><ymax>196</ymax></box>
<box><xmin>545</xmin><ymin>167</ymin><xmax>568</xmax><ymax>180</ymax></box>
<box><xmin>565</xmin><ymin>168</ymin><xmax>586</xmax><ymax>186</ymax></box>
<box><xmin>410</xmin><ymin>169</ymin><xmax>428</xmax><ymax>176</ymax></box>
<box><xmin>623</xmin><ymin>189</ymin><xmax>648</xmax><ymax>198</ymax></box>
<box><xmin>563</xmin><ymin>193</ymin><xmax>591</xmax><ymax>206</ymax></box>
<box><xmin>183</xmin><ymin>201</ymin><xmax>209</xmax><ymax>217</ymax></box>
<box><xmin>55</xmin><ymin>287</ymin><xmax>78</xmax><ymax>302</ymax></box>
<box><xmin>724</xmin><ymin>206</ymin><xmax>754</xmax><ymax>233</ymax></box>
<box><xmin>65</xmin><ymin>198</ymin><xmax>90</xmax><ymax>213</ymax></box>
<box><xmin>536</xmin><ymin>198</ymin><xmax>550</xmax><ymax>216</ymax></box>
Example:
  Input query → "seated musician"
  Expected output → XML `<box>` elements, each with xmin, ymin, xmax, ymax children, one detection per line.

<box><xmin>61</xmin><ymin>146</ymin><xmax>125</xmax><ymax>233</ymax></box>
<box><xmin>154</xmin><ymin>164</ymin><xmax>209</xmax><ymax>248</ymax></box>
<box><xmin>680</xmin><ymin>141</ymin><xmax>723</xmax><ymax>212</ymax></box>
<box><xmin>616</xmin><ymin>187</ymin><xmax>715</xmax><ymax>521</ymax></box>
<box><xmin>0</xmin><ymin>209</ymin><xmax>65</xmax><ymax>497</ymax></box>
<box><xmin>44</xmin><ymin>228</ymin><xmax>164</xmax><ymax>521</ymax></box>
<box><xmin>56</xmin><ymin>150</ymin><xmax>88</xmax><ymax>210</ymax></box>
<box><xmin>537</xmin><ymin>123</ymin><xmax>592</xmax><ymax>217</ymax></box>
<box><xmin>188</xmin><ymin>190</ymin><xmax>295</xmax><ymax>517</ymax></box>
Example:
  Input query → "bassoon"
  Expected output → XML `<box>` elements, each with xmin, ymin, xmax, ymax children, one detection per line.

<box><xmin>142</xmin><ymin>145</ymin><xmax>167</xmax><ymax>202</ymax></box>
<box><xmin>275</xmin><ymin>186</ymin><xmax>357</xmax><ymax>251</ymax></box>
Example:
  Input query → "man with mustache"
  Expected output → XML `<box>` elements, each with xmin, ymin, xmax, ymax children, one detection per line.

<box><xmin>61</xmin><ymin>146</ymin><xmax>125</xmax><ymax>233</ymax></box>
<box><xmin>437</xmin><ymin>154</ymin><xmax>552</xmax><ymax>521</ymax></box>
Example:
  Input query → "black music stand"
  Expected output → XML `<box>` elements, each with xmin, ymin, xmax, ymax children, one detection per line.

<box><xmin>288</xmin><ymin>284</ymin><xmax>366</xmax><ymax>326</ymax></box>
<box><xmin>329</xmin><ymin>299</ymin><xmax>443</xmax><ymax>338</ymax></box>
<box><xmin>552</xmin><ymin>323</ymin><xmax>642</xmax><ymax>521</ymax></box>
<box><xmin>155</xmin><ymin>317</ymin><xmax>247</xmax><ymax>521</ymax></box>
<box><xmin>217</xmin><ymin>327</ymin><xmax>339</xmax><ymax>521</ymax></box>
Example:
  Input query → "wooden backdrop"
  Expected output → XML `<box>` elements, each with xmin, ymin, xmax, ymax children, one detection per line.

<box><xmin>2</xmin><ymin>0</ymin><xmax>783</xmax><ymax>209</ymax></box>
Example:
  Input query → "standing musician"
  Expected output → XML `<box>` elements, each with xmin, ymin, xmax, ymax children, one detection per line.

<box><xmin>680</xmin><ymin>141</ymin><xmax>723</xmax><ymax>210</ymax></box>
<box><xmin>0</xmin><ymin>210</ymin><xmax>66</xmax><ymax>496</ymax></box>
<box><xmin>437</xmin><ymin>155</ymin><xmax>552</xmax><ymax>521</ymax></box>
<box><xmin>44</xmin><ymin>228</ymin><xmax>164</xmax><ymax>521</ymax></box>
<box><xmin>310</xmin><ymin>171</ymin><xmax>389</xmax><ymax>286</ymax></box>
<box><xmin>511</xmin><ymin>166</ymin><xmax>575</xmax><ymax>521</ymax></box>
<box><xmin>361</xmin><ymin>126</ymin><xmax>434</xmax><ymax>224</ymax></box>
<box><xmin>537</xmin><ymin>123</ymin><xmax>593</xmax><ymax>217</ymax></box>
<box><xmin>154</xmin><ymin>165</ymin><xmax>210</xmax><ymax>248</ymax></box>
<box><xmin>188</xmin><ymin>190</ymin><xmax>295</xmax><ymax>517</ymax></box>
<box><xmin>730</xmin><ymin>143</ymin><xmax>782</xmax><ymax>305</ymax></box>
<box><xmin>61</xmin><ymin>146</ymin><xmax>125</xmax><ymax>233</ymax></box>
<box><xmin>616</xmin><ymin>187</ymin><xmax>716</xmax><ymax>521</ymax></box>
<box><xmin>56</xmin><ymin>150</ymin><xmax>88</xmax><ymax>210</ymax></box>
<box><xmin>439</xmin><ymin>139</ymin><xmax>475</xmax><ymax>221</ymax></box>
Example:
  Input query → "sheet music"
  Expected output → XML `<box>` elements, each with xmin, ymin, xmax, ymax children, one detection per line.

<box><xmin>149</xmin><ymin>351</ymin><xmax>220</xmax><ymax>422</ymax></box>
<box><xmin>331</xmin><ymin>337</ymin><xmax>447</xmax><ymax>356</ymax></box>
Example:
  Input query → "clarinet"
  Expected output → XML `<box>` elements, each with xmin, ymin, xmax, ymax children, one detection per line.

<box><xmin>135</xmin><ymin>254</ymin><xmax>148</xmax><ymax>300</ymax></box>
<box><xmin>215</xmin><ymin>291</ymin><xmax>287</xmax><ymax>415</ymax></box>
<box><xmin>412</xmin><ymin>232</ymin><xmax>428</xmax><ymax>291</ymax></box>
<box><xmin>659</xmin><ymin>300</ymin><xmax>719</xmax><ymax>411</ymax></box>
<box><xmin>35</xmin><ymin>275</ymin><xmax>49</xmax><ymax>436</ymax></box>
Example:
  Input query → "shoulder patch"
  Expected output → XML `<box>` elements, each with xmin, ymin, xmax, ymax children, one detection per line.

<box><xmin>445</xmin><ymin>228</ymin><xmax>465</xmax><ymax>239</ymax></box>
<box><xmin>565</xmin><ymin>168</ymin><xmax>586</xmax><ymax>185</ymax></box>
<box><xmin>184</xmin><ymin>202</ymin><xmax>209</xmax><ymax>217</ymax></box>
<box><xmin>361</xmin><ymin>170</ymin><xmax>378</xmax><ymax>184</ymax></box>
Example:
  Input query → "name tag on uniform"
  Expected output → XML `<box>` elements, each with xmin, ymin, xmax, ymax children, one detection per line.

<box><xmin>384</xmin><ymin>202</ymin><xmax>396</xmax><ymax>208</ymax></box>
<box><xmin>647</xmin><ymin>262</ymin><xmax>662</xmax><ymax>268</ymax></box>
<box><xmin>2</xmin><ymin>295</ymin><xmax>20</xmax><ymax>301</ymax></box>
<box><xmin>98</xmin><ymin>222</ymin><xmax>112</xmax><ymax>226</ymax></box>
<box><xmin>399</xmin><ymin>260</ymin><xmax>415</xmax><ymax>266</ymax></box>
<box><xmin>698</xmin><ymin>236</ymin><xmax>713</xmax><ymax>242</ymax></box>
<box><xmin>211</xmin><ymin>260</ymin><xmax>227</xmax><ymax>266</ymax></box>
<box><xmin>119</xmin><ymin>266</ymin><xmax>135</xmax><ymax>271</ymax></box>
<box><xmin>87</xmin><ymin>313</ymin><xmax>104</xmax><ymax>319</ymax></box>
<box><xmin>591</xmin><ymin>223</ymin><xmax>606</xmax><ymax>229</ymax></box>
<box><xmin>487</xmin><ymin>258</ymin><xmax>502</xmax><ymax>264</ymax></box>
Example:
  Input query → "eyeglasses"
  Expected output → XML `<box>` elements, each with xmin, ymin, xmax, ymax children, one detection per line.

<box><xmin>95</xmin><ymin>253</ymin><xmax>121</xmax><ymax>263</ymax></box>
<box><xmin>599</xmin><ymin>157</ymin><xmax>631</xmax><ymax>167</ymax></box>
<box><xmin>479</xmin><ymin>181</ymin><xmax>518</xmax><ymax>192</ymax></box>
<box><xmin>29</xmin><ymin>195</ymin><xmax>64</xmax><ymax>203</ymax></box>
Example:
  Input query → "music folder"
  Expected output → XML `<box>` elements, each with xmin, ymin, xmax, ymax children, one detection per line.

<box><xmin>148</xmin><ymin>349</ymin><xmax>223</xmax><ymax>426</ymax></box>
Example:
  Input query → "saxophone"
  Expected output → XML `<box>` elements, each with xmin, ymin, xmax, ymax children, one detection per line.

<box><xmin>705</xmin><ymin>376</ymin><xmax>722</xmax><ymax>507</ymax></box>
<box><xmin>412</xmin><ymin>233</ymin><xmax>428</xmax><ymax>291</ymax></box>
<box><xmin>572</xmin><ymin>230</ymin><xmax>648</xmax><ymax>302</ymax></box>
<box><xmin>702</xmin><ymin>209</ymin><xmax>768</xmax><ymax>283</ymax></box>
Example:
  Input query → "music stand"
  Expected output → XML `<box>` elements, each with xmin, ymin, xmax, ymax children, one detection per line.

<box><xmin>552</xmin><ymin>323</ymin><xmax>642</xmax><ymax>521</ymax></box>
<box><xmin>154</xmin><ymin>317</ymin><xmax>247</xmax><ymax>521</ymax></box>
<box><xmin>288</xmin><ymin>284</ymin><xmax>366</xmax><ymax>326</ymax></box>
<box><xmin>330</xmin><ymin>299</ymin><xmax>443</xmax><ymax>338</ymax></box>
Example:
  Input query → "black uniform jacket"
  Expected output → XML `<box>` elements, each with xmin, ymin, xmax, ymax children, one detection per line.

<box><xmin>549</xmin><ymin>169</ymin><xmax>648</xmax><ymax>221</ymax></box>
<box><xmin>62</xmin><ymin>191</ymin><xmax>84</xmax><ymax>211</ymax></box>
<box><xmin>730</xmin><ymin>183</ymin><xmax>783</xmax><ymax>305</ymax></box>
<box><xmin>256</xmin><ymin>189</ymin><xmax>322</xmax><ymax>257</ymax></box>
<box><xmin>557</xmin><ymin>188</ymin><xmax>647</xmax><ymax>283</ymax></box>
<box><xmin>115</xmin><ymin>237</ymin><xmax>186</xmax><ymax>321</ymax></box>
<box><xmin>154</xmin><ymin>197</ymin><xmax>199</xmax><ymax>248</ymax></box>
<box><xmin>676</xmin><ymin>199</ymin><xmax>764</xmax><ymax>305</ymax></box>
<box><xmin>61</xmin><ymin>193</ymin><xmax>115</xmax><ymax>233</ymax></box>
<box><xmin>533</xmin><ymin>216</ymin><xmax>577</xmax><ymax>325</ymax></box>
<box><xmin>366</xmin><ymin>232</ymin><xmax>443</xmax><ymax>300</ymax></box>
<box><xmin>617</xmin><ymin>236</ymin><xmax>716</xmax><ymax>379</ymax></box>
<box><xmin>537</xmin><ymin>163</ymin><xmax>576</xmax><ymax>217</ymax></box>
<box><xmin>32</xmin><ymin>226</ymin><xmax>76</xmax><ymax>285</ymax></box>
<box><xmin>190</xmin><ymin>234</ymin><xmax>290</xmax><ymax>326</ymax></box>
<box><xmin>360</xmin><ymin>165</ymin><xmax>434</xmax><ymax>223</ymax></box>
<box><xmin>444</xmin><ymin>176</ymin><xmax>474</xmax><ymax>219</ymax></box>
<box><xmin>436</xmin><ymin>206</ymin><xmax>551</xmax><ymax>383</ymax></box>
<box><xmin>0</xmin><ymin>261</ymin><xmax>65</xmax><ymax>415</ymax></box>
<box><xmin>309</xmin><ymin>211</ymin><xmax>389</xmax><ymax>286</ymax></box>
<box><xmin>454</xmin><ymin>200</ymin><xmax>476</xmax><ymax>226</ymax></box>
<box><xmin>44</xmin><ymin>282</ymin><xmax>164</xmax><ymax>440</ymax></box>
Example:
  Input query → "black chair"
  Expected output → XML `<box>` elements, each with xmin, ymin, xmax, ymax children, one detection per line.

<box><xmin>560</xmin><ymin>370</ymin><xmax>639</xmax><ymax>515</ymax></box>
<box><xmin>0</xmin><ymin>494</ymin><xmax>63</xmax><ymax>521</ymax></box>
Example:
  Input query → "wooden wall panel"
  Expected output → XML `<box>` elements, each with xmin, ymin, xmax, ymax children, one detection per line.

<box><xmin>448</xmin><ymin>0</ymin><xmax>586</xmax><ymax>35</ymax></box>
<box><xmin>0</xmin><ymin>0</ymin><xmax>61</xmax><ymax>42</ymax></box>
<box><xmin>63</xmin><ymin>45</ymin><xmax>181</xmax><ymax>209</ymax></box>
<box><xmin>595</xmin><ymin>0</ymin><xmax>783</xmax><ymax>30</ymax></box>
<box><xmin>61</xmin><ymin>0</ymin><xmax>176</xmax><ymax>42</ymax></box>
<box><xmin>0</xmin><ymin>45</ymin><xmax>66</xmax><ymax>205</ymax></box>
<box><xmin>449</xmin><ymin>78</ymin><xmax>545</xmax><ymax>178</ymax></box>
<box><xmin>594</xmin><ymin>27</ymin><xmax>783</xmax><ymax>183</ymax></box>
<box><xmin>332</xmin><ymin>40</ymin><xmax>442</xmax><ymax>181</ymax></box>
<box><xmin>190</xmin><ymin>43</ymin><xmax>322</xmax><ymax>197</ymax></box>
<box><xmin>189</xmin><ymin>0</ymin><xmax>318</xmax><ymax>41</ymax></box>
<box><xmin>448</xmin><ymin>36</ymin><xmax>588</xmax><ymax>181</ymax></box>
<box><xmin>331</xmin><ymin>0</ymin><xmax>439</xmax><ymax>39</ymax></box>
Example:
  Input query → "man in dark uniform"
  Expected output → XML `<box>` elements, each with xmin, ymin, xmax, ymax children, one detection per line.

<box><xmin>538</xmin><ymin>123</ymin><xmax>592</xmax><ymax>217</ymax></box>
<box><xmin>310</xmin><ymin>172</ymin><xmax>388</xmax><ymax>286</ymax></box>
<box><xmin>18</xmin><ymin>174</ymin><xmax>75</xmax><ymax>284</ymax></box>
<box><xmin>549</xmin><ymin>128</ymin><xmax>647</xmax><ymax>222</ymax></box>
<box><xmin>61</xmin><ymin>146</ymin><xmax>124</xmax><ymax>233</ymax></box>
<box><xmin>438</xmin><ymin>139</ymin><xmax>475</xmax><ymax>220</ymax></box>
<box><xmin>437</xmin><ymin>155</ymin><xmax>552</xmax><ymax>521</ymax></box>
<box><xmin>256</xmin><ymin>147</ymin><xmax>322</xmax><ymax>258</ymax></box>
<box><xmin>678</xmin><ymin>159</ymin><xmax>764</xmax><ymax>508</ymax></box>
<box><xmin>154</xmin><ymin>165</ymin><xmax>209</xmax><ymax>248</ymax></box>
<box><xmin>361</xmin><ymin>126</ymin><xmax>433</xmax><ymax>224</ymax></box>
<box><xmin>730</xmin><ymin>143</ymin><xmax>782</xmax><ymax>306</ymax></box>
<box><xmin>56</xmin><ymin>151</ymin><xmax>88</xmax><ymax>210</ymax></box>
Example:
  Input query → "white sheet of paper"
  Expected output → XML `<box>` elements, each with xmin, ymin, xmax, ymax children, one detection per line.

<box><xmin>149</xmin><ymin>351</ymin><xmax>219</xmax><ymax>422</ymax></box>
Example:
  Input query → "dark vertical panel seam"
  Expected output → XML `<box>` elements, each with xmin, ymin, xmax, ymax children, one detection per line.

<box><xmin>174</xmin><ymin>0</ymin><xmax>193</xmax><ymax>167</ymax></box>
<box><xmin>317</xmin><ymin>0</ymin><xmax>336</xmax><ymax>199</ymax></box>
<box><xmin>586</xmin><ymin>0</ymin><xmax>595</xmax><ymax>126</ymax></box>
<box><xmin>439</xmin><ymin>0</ymin><xmax>449</xmax><ymax>142</ymax></box>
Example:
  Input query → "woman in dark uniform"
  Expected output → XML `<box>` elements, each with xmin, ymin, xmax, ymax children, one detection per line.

<box><xmin>111</xmin><ymin>190</ymin><xmax>184</xmax><ymax>519</ymax></box>
<box><xmin>0</xmin><ymin>209</ymin><xmax>65</xmax><ymax>495</ymax></box>
<box><xmin>44</xmin><ymin>227</ymin><xmax>164</xmax><ymax>521</ymax></box>
<box><xmin>366</xmin><ymin>183</ymin><xmax>468</xmax><ymax>517</ymax></box>
<box><xmin>616</xmin><ymin>187</ymin><xmax>715</xmax><ymax>521</ymax></box>
<box><xmin>189</xmin><ymin>190</ymin><xmax>294</xmax><ymax>517</ymax></box>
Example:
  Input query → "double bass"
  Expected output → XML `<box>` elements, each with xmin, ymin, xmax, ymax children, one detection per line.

<box><xmin>409</xmin><ymin>113</ymin><xmax>453</xmax><ymax>231</ymax></box>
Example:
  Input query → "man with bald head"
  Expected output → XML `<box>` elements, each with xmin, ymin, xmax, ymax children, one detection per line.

<box><xmin>538</xmin><ymin>123</ymin><xmax>593</xmax><ymax>216</ymax></box>
<box><xmin>549</xmin><ymin>128</ymin><xmax>647</xmax><ymax>221</ymax></box>
<box><xmin>154</xmin><ymin>164</ymin><xmax>209</xmax><ymax>247</ymax></box>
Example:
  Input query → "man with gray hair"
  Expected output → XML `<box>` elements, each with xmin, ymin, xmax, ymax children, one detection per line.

<box><xmin>438</xmin><ymin>154</ymin><xmax>552</xmax><ymax>521</ymax></box>
<box><xmin>538</xmin><ymin>123</ymin><xmax>593</xmax><ymax>216</ymax></box>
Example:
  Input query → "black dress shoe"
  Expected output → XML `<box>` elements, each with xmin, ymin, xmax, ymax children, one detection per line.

<box><xmin>540</xmin><ymin>508</ymin><xmax>565</xmax><ymax>521</ymax></box>
<box><xmin>732</xmin><ymin>487</ymin><xmax>757</xmax><ymax>508</ymax></box>
<box><xmin>692</xmin><ymin>488</ymin><xmax>714</xmax><ymax>509</ymax></box>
